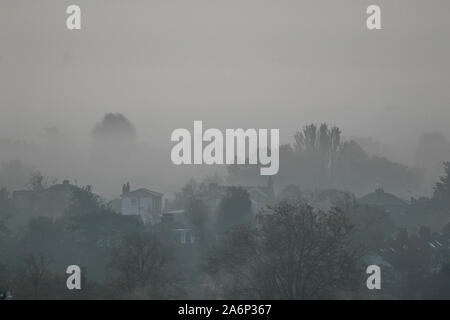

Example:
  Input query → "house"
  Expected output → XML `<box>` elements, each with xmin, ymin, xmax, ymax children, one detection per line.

<box><xmin>120</xmin><ymin>183</ymin><xmax>163</xmax><ymax>224</ymax></box>
<box><xmin>196</xmin><ymin>177</ymin><xmax>275</xmax><ymax>215</ymax></box>
<box><xmin>242</xmin><ymin>176</ymin><xmax>275</xmax><ymax>213</ymax></box>
<box><xmin>12</xmin><ymin>190</ymin><xmax>36</xmax><ymax>212</ymax></box>
<box><xmin>160</xmin><ymin>210</ymin><xmax>196</xmax><ymax>246</ymax></box>
<box><xmin>357</xmin><ymin>188</ymin><xmax>408</xmax><ymax>226</ymax></box>
<box><xmin>41</xmin><ymin>180</ymin><xmax>77</xmax><ymax>216</ymax></box>
<box><xmin>12</xmin><ymin>180</ymin><xmax>76</xmax><ymax>217</ymax></box>
<box><xmin>357</xmin><ymin>188</ymin><xmax>407</xmax><ymax>215</ymax></box>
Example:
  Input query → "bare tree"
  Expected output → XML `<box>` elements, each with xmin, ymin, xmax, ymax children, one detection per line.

<box><xmin>27</xmin><ymin>172</ymin><xmax>56</xmax><ymax>192</ymax></box>
<box><xmin>293</xmin><ymin>123</ymin><xmax>342</xmax><ymax>178</ymax></box>
<box><xmin>204</xmin><ymin>202</ymin><xmax>362</xmax><ymax>299</ymax></box>
<box><xmin>19</xmin><ymin>253</ymin><xmax>52</xmax><ymax>299</ymax></box>
<box><xmin>109</xmin><ymin>234</ymin><xmax>179</xmax><ymax>298</ymax></box>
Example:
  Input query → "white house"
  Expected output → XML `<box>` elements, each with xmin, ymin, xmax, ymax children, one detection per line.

<box><xmin>120</xmin><ymin>183</ymin><xmax>163</xmax><ymax>224</ymax></box>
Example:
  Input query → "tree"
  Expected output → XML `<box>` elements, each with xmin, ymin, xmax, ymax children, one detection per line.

<box><xmin>185</xmin><ymin>198</ymin><xmax>210</xmax><ymax>243</ymax></box>
<box><xmin>380</xmin><ymin>228</ymin><xmax>434</xmax><ymax>299</ymax></box>
<box><xmin>22</xmin><ymin>217</ymin><xmax>65</xmax><ymax>253</ymax></box>
<box><xmin>66</xmin><ymin>185</ymin><xmax>105</xmax><ymax>216</ymax></box>
<box><xmin>217</xmin><ymin>187</ymin><xmax>252</xmax><ymax>232</ymax></box>
<box><xmin>28</xmin><ymin>172</ymin><xmax>55</xmax><ymax>192</ymax></box>
<box><xmin>433</xmin><ymin>162</ymin><xmax>450</xmax><ymax>201</ymax></box>
<box><xmin>17</xmin><ymin>253</ymin><xmax>52</xmax><ymax>299</ymax></box>
<box><xmin>407</xmin><ymin>162</ymin><xmax>450</xmax><ymax>228</ymax></box>
<box><xmin>7</xmin><ymin>252</ymin><xmax>97</xmax><ymax>299</ymax></box>
<box><xmin>0</xmin><ymin>188</ymin><xmax>11</xmax><ymax>237</ymax></box>
<box><xmin>68</xmin><ymin>210</ymin><xmax>143</xmax><ymax>246</ymax></box>
<box><xmin>293</xmin><ymin>123</ymin><xmax>341</xmax><ymax>156</ymax></box>
<box><xmin>0</xmin><ymin>188</ymin><xmax>11</xmax><ymax>213</ymax></box>
<box><xmin>294</xmin><ymin>123</ymin><xmax>317</xmax><ymax>153</ymax></box>
<box><xmin>92</xmin><ymin>113</ymin><xmax>136</xmax><ymax>142</ymax></box>
<box><xmin>335</xmin><ymin>193</ymin><xmax>394</xmax><ymax>251</ymax></box>
<box><xmin>228</xmin><ymin>122</ymin><xmax>421</xmax><ymax>198</ymax></box>
<box><xmin>0</xmin><ymin>263</ymin><xmax>10</xmax><ymax>295</ymax></box>
<box><xmin>204</xmin><ymin>202</ymin><xmax>362</xmax><ymax>299</ymax></box>
<box><xmin>109</xmin><ymin>234</ymin><xmax>180</xmax><ymax>298</ymax></box>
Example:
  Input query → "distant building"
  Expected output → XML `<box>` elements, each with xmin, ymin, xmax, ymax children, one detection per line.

<box><xmin>242</xmin><ymin>176</ymin><xmax>275</xmax><ymax>213</ymax></box>
<box><xmin>12</xmin><ymin>180</ymin><xmax>76</xmax><ymax>217</ymax></box>
<box><xmin>12</xmin><ymin>190</ymin><xmax>36</xmax><ymax>212</ymax></box>
<box><xmin>120</xmin><ymin>182</ymin><xmax>163</xmax><ymax>224</ymax></box>
<box><xmin>160</xmin><ymin>210</ymin><xmax>196</xmax><ymax>246</ymax></box>
<box><xmin>357</xmin><ymin>188</ymin><xmax>409</xmax><ymax>227</ymax></box>
<box><xmin>193</xmin><ymin>177</ymin><xmax>275</xmax><ymax>215</ymax></box>
<box><xmin>357</xmin><ymin>188</ymin><xmax>408</xmax><ymax>215</ymax></box>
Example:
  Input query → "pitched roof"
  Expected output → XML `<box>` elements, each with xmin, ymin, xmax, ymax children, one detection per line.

<box><xmin>12</xmin><ymin>190</ymin><xmax>35</xmax><ymax>196</ymax></box>
<box><xmin>124</xmin><ymin>188</ymin><xmax>163</xmax><ymax>198</ymax></box>
<box><xmin>245</xmin><ymin>187</ymin><xmax>271</xmax><ymax>199</ymax></box>
<box><xmin>44</xmin><ymin>182</ymin><xmax>77</xmax><ymax>195</ymax></box>
<box><xmin>357</xmin><ymin>188</ymin><xmax>407</xmax><ymax>206</ymax></box>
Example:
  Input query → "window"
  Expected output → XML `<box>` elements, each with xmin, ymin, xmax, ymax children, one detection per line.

<box><xmin>180</xmin><ymin>230</ymin><xmax>186</xmax><ymax>244</ymax></box>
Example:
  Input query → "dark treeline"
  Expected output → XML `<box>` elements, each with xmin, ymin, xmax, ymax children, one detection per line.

<box><xmin>0</xmin><ymin>124</ymin><xmax>449</xmax><ymax>300</ymax></box>
<box><xmin>227</xmin><ymin>123</ymin><xmax>423</xmax><ymax>198</ymax></box>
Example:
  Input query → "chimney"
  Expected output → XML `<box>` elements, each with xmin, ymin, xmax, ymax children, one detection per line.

<box><xmin>122</xmin><ymin>182</ymin><xmax>130</xmax><ymax>196</ymax></box>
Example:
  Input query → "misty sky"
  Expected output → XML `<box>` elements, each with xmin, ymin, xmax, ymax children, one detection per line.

<box><xmin>1</xmin><ymin>0</ymin><xmax>450</xmax><ymax>166</ymax></box>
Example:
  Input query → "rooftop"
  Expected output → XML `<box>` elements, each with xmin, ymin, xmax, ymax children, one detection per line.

<box><xmin>123</xmin><ymin>188</ymin><xmax>163</xmax><ymax>198</ymax></box>
<box><xmin>357</xmin><ymin>188</ymin><xmax>407</xmax><ymax>206</ymax></box>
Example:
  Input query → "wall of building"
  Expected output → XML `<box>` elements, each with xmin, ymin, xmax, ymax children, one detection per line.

<box><xmin>121</xmin><ymin>196</ymin><xmax>153</xmax><ymax>216</ymax></box>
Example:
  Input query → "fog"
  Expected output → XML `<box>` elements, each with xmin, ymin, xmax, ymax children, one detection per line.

<box><xmin>1</xmin><ymin>0</ymin><xmax>450</xmax><ymax>198</ymax></box>
<box><xmin>2</xmin><ymin>0</ymin><xmax>450</xmax><ymax>301</ymax></box>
